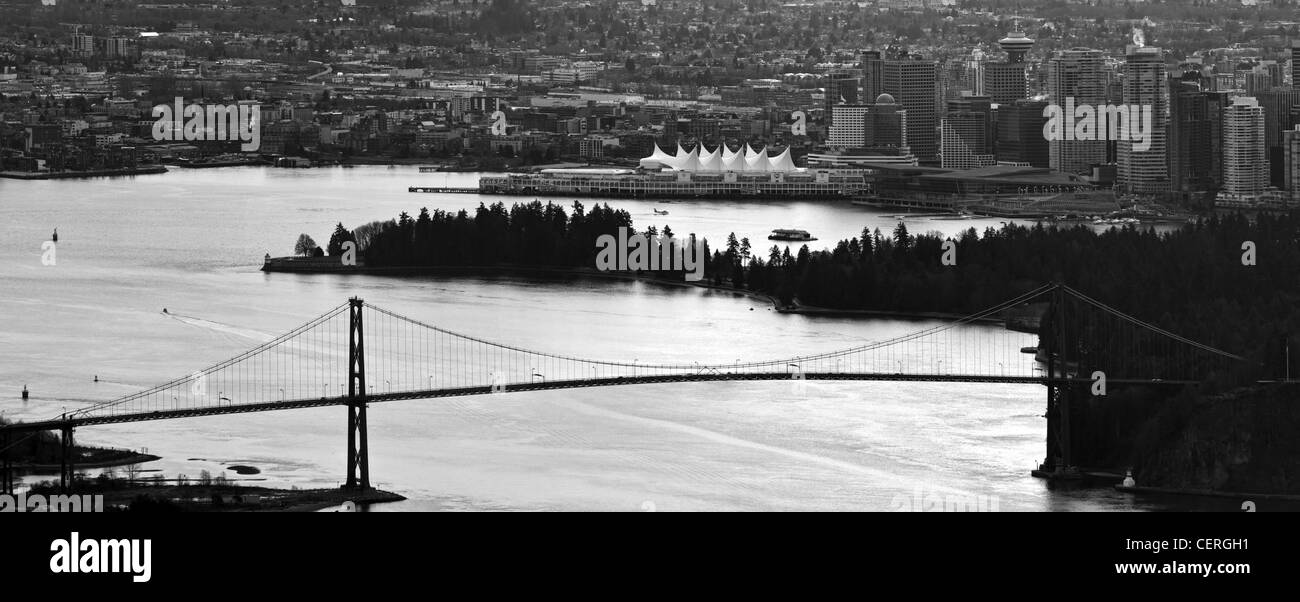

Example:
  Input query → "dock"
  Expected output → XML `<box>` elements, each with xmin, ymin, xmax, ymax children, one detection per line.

<box><xmin>409</xmin><ymin>186</ymin><xmax>480</xmax><ymax>194</ymax></box>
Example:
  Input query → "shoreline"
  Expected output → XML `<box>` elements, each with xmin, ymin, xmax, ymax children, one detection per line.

<box><xmin>1116</xmin><ymin>484</ymin><xmax>1300</xmax><ymax>502</ymax></box>
<box><xmin>24</xmin><ymin>483</ymin><xmax>407</xmax><ymax>512</ymax></box>
<box><xmin>0</xmin><ymin>165</ymin><xmax>169</xmax><ymax>180</ymax></box>
<box><xmin>261</xmin><ymin>260</ymin><xmax>1002</xmax><ymax>323</ymax></box>
<box><xmin>15</xmin><ymin>452</ymin><xmax>162</xmax><ymax>473</ymax></box>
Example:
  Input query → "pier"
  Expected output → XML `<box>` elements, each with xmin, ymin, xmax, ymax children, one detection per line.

<box><xmin>408</xmin><ymin>186</ymin><xmax>481</xmax><ymax>194</ymax></box>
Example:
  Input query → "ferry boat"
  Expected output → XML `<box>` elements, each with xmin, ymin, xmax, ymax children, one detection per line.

<box><xmin>768</xmin><ymin>229</ymin><xmax>817</xmax><ymax>242</ymax></box>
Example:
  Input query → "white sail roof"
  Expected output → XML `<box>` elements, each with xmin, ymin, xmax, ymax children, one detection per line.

<box><xmin>698</xmin><ymin>145</ymin><xmax>722</xmax><ymax>171</ymax></box>
<box><xmin>720</xmin><ymin>147</ymin><xmax>744</xmax><ymax>171</ymax></box>
<box><xmin>639</xmin><ymin>143</ymin><xmax>677</xmax><ymax>169</ymax></box>
<box><xmin>745</xmin><ymin>146</ymin><xmax>771</xmax><ymax>172</ymax></box>
<box><xmin>677</xmin><ymin>145</ymin><xmax>702</xmax><ymax>171</ymax></box>
<box><xmin>640</xmin><ymin>143</ymin><xmax>801</xmax><ymax>172</ymax></box>
<box><xmin>769</xmin><ymin>147</ymin><xmax>797</xmax><ymax>172</ymax></box>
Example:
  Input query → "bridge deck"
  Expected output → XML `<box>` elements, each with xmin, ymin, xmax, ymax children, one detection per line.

<box><xmin>0</xmin><ymin>372</ymin><xmax>1195</xmax><ymax>433</ymax></box>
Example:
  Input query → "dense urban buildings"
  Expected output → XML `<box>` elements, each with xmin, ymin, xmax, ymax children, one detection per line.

<box><xmin>1</xmin><ymin>1</ymin><xmax>1298</xmax><ymax>209</ymax></box>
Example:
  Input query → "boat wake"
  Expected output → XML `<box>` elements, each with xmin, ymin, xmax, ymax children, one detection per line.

<box><xmin>163</xmin><ymin>311</ymin><xmax>273</xmax><ymax>343</ymax></box>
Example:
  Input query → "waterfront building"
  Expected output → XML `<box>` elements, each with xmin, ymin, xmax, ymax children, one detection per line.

<box><xmin>1117</xmin><ymin>46</ymin><xmax>1169</xmax><ymax>195</ymax></box>
<box><xmin>983</xmin><ymin>31</ymin><xmax>1033</xmax><ymax>104</ymax></box>
<box><xmin>882</xmin><ymin>56</ymin><xmax>939</xmax><ymax>163</ymax></box>
<box><xmin>1219</xmin><ymin>96</ymin><xmax>1269</xmax><ymax>205</ymax></box>
<box><xmin>1168</xmin><ymin>81</ymin><xmax>1222</xmax><ymax>203</ymax></box>
<box><xmin>479</xmin><ymin>145</ymin><xmax>871</xmax><ymax>199</ymax></box>
<box><xmin>997</xmin><ymin>99</ymin><xmax>1049</xmax><ymax>167</ymax></box>
<box><xmin>1047</xmin><ymin>48</ymin><xmax>1107</xmax><ymax>175</ymax></box>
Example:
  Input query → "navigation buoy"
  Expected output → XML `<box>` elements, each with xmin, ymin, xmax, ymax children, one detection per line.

<box><xmin>94</xmin><ymin>375</ymin><xmax>99</xmax><ymax>383</ymax></box>
<box><xmin>52</xmin><ymin>228</ymin><xmax>58</xmax><ymax>243</ymax></box>
<box><xmin>21</xmin><ymin>385</ymin><xmax>28</xmax><ymax>400</ymax></box>
<box><xmin>1122</xmin><ymin>469</ymin><xmax>1136</xmax><ymax>488</ymax></box>
<box><xmin>163</xmin><ymin>308</ymin><xmax>168</xmax><ymax>314</ymax></box>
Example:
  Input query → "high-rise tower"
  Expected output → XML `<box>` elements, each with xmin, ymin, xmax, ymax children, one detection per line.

<box><xmin>1047</xmin><ymin>48</ymin><xmax>1107</xmax><ymax>175</ymax></box>
<box><xmin>1117</xmin><ymin>46</ymin><xmax>1168</xmax><ymax>195</ymax></box>
<box><xmin>882</xmin><ymin>56</ymin><xmax>939</xmax><ymax>163</ymax></box>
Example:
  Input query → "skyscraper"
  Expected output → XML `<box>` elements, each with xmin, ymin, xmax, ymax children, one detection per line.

<box><xmin>1254</xmin><ymin>88</ymin><xmax>1300</xmax><ymax>188</ymax></box>
<box><xmin>1118</xmin><ymin>46</ymin><xmax>1169</xmax><ymax>195</ymax></box>
<box><xmin>862</xmin><ymin>50</ymin><xmax>884</xmax><ymax>103</ymax></box>
<box><xmin>824</xmin><ymin>71</ymin><xmax>861</xmax><ymax>128</ymax></box>
<box><xmin>882</xmin><ymin>56</ymin><xmax>939</xmax><ymax>163</ymax></box>
<box><xmin>1168</xmin><ymin>80</ymin><xmax>1219</xmax><ymax>201</ymax></box>
<box><xmin>1221</xmin><ymin>96</ymin><xmax>1268</xmax><ymax>202</ymax></box>
<box><xmin>983</xmin><ymin>31</ymin><xmax>1033</xmax><ymax>105</ymax></box>
<box><xmin>1047</xmin><ymin>48</ymin><xmax>1107</xmax><ymax>175</ymax></box>
<box><xmin>828</xmin><ymin>104</ymin><xmax>872</xmax><ymax>148</ymax></box>
<box><xmin>1285</xmin><ymin>125</ymin><xmax>1300</xmax><ymax>201</ymax></box>
<box><xmin>997</xmin><ymin>99</ymin><xmax>1049</xmax><ymax>167</ymax></box>
<box><xmin>941</xmin><ymin>111</ymin><xmax>996</xmax><ymax>169</ymax></box>
<box><xmin>1291</xmin><ymin>40</ymin><xmax>1299</xmax><ymax>87</ymax></box>
<box><xmin>865</xmin><ymin>93</ymin><xmax>908</xmax><ymax>152</ymax></box>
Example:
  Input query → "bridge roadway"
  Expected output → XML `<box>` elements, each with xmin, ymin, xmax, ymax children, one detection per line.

<box><xmin>0</xmin><ymin>372</ymin><xmax>1195</xmax><ymax>433</ymax></box>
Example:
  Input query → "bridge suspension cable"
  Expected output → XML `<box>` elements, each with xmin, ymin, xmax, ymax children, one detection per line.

<box><xmin>4</xmin><ymin>282</ymin><xmax>1251</xmax><ymax>430</ymax></box>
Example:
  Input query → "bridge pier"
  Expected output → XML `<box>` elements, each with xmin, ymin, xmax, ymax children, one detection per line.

<box><xmin>346</xmin><ymin>402</ymin><xmax>369</xmax><ymax>490</ymax></box>
<box><xmin>344</xmin><ymin>297</ymin><xmax>371</xmax><ymax>491</ymax></box>
<box><xmin>59</xmin><ymin>423</ymin><xmax>75</xmax><ymax>492</ymax></box>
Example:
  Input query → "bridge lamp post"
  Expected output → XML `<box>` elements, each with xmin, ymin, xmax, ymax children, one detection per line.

<box><xmin>279</xmin><ymin>388</ymin><xmax>285</xmax><ymax>402</ymax></box>
<box><xmin>385</xmin><ymin>380</ymin><xmax>391</xmax><ymax>393</ymax></box>
<box><xmin>937</xmin><ymin>360</ymin><xmax>943</xmax><ymax>374</ymax></box>
<box><xmin>428</xmin><ymin>376</ymin><xmax>433</xmax><ymax>389</ymax></box>
<box><xmin>896</xmin><ymin>360</ymin><xmax>903</xmax><ymax>374</ymax></box>
<box><xmin>322</xmin><ymin>384</ymin><xmax>327</xmax><ymax>398</ymax></box>
<box><xmin>998</xmin><ymin>362</ymin><xmax>1004</xmax><ymax>376</ymax></box>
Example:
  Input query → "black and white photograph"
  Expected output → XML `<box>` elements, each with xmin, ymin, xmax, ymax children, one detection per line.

<box><xmin>0</xmin><ymin>0</ymin><xmax>1292</xmax><ymax>587</ymax></box>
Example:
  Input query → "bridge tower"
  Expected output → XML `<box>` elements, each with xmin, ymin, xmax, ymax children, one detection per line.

<box><xmin>345</xmin><ymin>297</ymin><xmax>371</xmax><ymax>491</ymax></box>
<box><xmin>1042</xmin><ymin>284</ymin><xmax>1076</xmax><ymax>475</ymax></box>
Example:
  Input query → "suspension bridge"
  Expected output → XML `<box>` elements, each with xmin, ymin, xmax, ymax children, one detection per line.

<box><xmin>0</xmin><ymin>282</ymin><xmax>1249</xmax><ymax>494</ymax></box>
